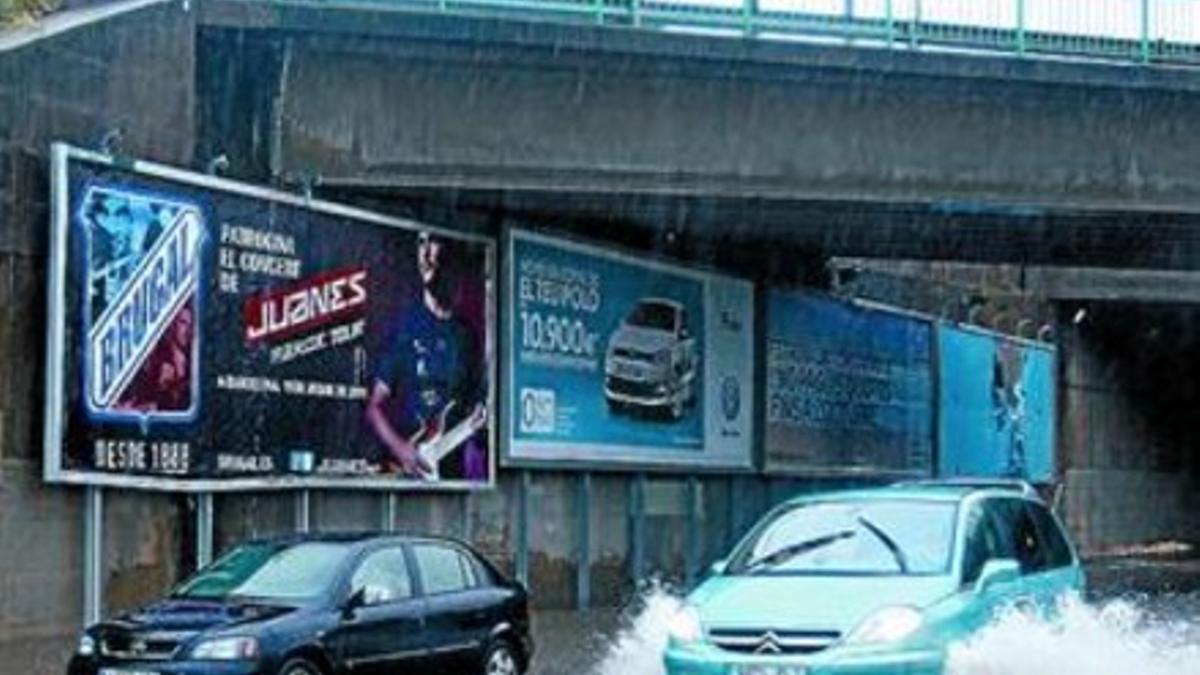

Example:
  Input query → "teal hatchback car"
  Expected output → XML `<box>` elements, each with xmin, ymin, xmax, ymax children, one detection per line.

<box><xmin>664</xmin><ymin>481</ymin><xmax>1084</xmax><ymax>675</ymax></box>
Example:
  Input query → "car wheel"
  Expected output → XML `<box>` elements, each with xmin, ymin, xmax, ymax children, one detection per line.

<box><xmin>483</xmin><ymin>638</ymin><xmax>521</xmax><ymax>675</ymax></box>
<box><xmin>278</xmin><ymin>656</ymin><xmax>322</xmax><ymax>675</ymax></box>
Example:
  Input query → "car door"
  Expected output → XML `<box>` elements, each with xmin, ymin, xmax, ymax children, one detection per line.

<box><xmin>954</xmin><ymin>499</ymin><xmax>1022</xmax><ymax>635</ymax></box>
<box><xmin>412</xmin><ymin>542</ymin><xmax>497</xmax><ymax>674</ymax></box>
<box><xmin>329</xmin><ymin>545</ymin><xmax>429</xmax><ymax>675</ymax></box>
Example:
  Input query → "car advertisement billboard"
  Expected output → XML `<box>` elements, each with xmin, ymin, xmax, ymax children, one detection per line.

<box><xmin>504</xmin><ymin>230</ymin><xmax>754</xmax><ymax>470</ymax></box>
<box><xmin>44</xmin><ymin>145</ymin><xmax>495</xmax><ymax>491</ymax></box>
<box><xmin>765</xmin><ymin>292</ymin><xmax>934</xmax><ymax>476</ymax></box>
<box><xmin>937</xmin><ymin>326</ymin><xmax>1056</xmax><ymax>482</ymax></box>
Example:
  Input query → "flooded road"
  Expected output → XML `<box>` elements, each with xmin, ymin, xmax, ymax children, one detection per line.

<box><xmin>530</xmin><ymin>555</ymin><xmax>1200</xmax><ymax>675</ymax></box>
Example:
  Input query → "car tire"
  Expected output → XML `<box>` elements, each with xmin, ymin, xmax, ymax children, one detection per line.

<box><xmin>278</xmin><ymin>656</ymin><xmax>323</xmax><ymax>675</ymax></box>
<box><xmin>482</xmin><ymin>638</ymin><xmax>521</xmax><ymax>675</ymax></box>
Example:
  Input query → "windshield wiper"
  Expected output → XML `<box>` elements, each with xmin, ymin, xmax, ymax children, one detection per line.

<box><xmin>741</xmin><ymin>530</ymin><xmax>856</xmax><ymax>574</ymax></box>
<box><xmin>856</xmin><ymin>516</ymin><xmax>910</xmax><ymax>574</ymax></box>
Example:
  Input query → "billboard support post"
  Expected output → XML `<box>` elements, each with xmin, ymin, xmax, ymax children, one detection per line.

<box><xmin>727</xmin><ymin>475</ymin><xmax>741</xmax><ymax>551</ymax></box>
<box><xmin>629</xmin><ymin>473</ymin><xmax>646</xmax><ymax>585</ymax></box>
<box><xmin>516</xmin><ymin>471</ymin><xmax>531</xmax><ymax>586</ymax></box>
<box><xmin>685</xmin><ymin>476</ymin><xmax>700</xmax><ymax>586</ymax></box>
<box><xmin>83</xmin><ymin>486</ymin><xmax>104</xmax><ymax>627</ymax></box>
<box><xmin>576</xmin><ymin>472</ymin><xmax>591</xmax><ymax>609</ymax></box>
<box><xmin>382</xmin><ymin>493</ymin><xmax>397</xmax><ymax>532</ymax></box>
<box><xmin>295</xmin><ymin>490</ymin><xmax>311</xmax><ymax>533</ymax></box>
<box><xmin>196</xmin><ymin>492</ymin><xmax>214</xmax><ymax>569</ymax></box>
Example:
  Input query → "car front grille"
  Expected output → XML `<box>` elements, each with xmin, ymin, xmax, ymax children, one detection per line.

<box><xmin>708</xmin><ymin>628</ymin><xmax>841</xmax><ymax>655</ymax></box>
<box><xmin>612</xmin><ymin>347</ymin><xmax>655</xmax><ymax>362</ymax></box>
<box><xmin>100</xmin><ymin>632</ymin><xmax>184</xmax><ymax>661</ymax></box>
<box><xmin>606</xmin><ymin>376</ymin><xmax>662</xmax><ymax>397</ymax></box>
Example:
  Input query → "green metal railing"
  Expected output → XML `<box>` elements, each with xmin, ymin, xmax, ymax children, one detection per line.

<box><xmin>325</xmin><ymin>0</ymin><xmax>1200</xmax><ymax>66</ymax></box>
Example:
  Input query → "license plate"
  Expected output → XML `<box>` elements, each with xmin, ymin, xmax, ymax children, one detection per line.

<box><xmin>735</xmin><ymin>666</ymin><xmax>808</xmax><ymax>675</ymax></box>
<box><xmin>100</xmin><ymin>669</ymin><xmax>159</xmax><ymax>675</ymax></box>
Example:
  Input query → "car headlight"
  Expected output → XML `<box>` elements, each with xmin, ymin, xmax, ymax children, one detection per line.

<box><xmin>668</xmin><ymin>604</ymin><xmax>704</xmax><ymax>644</ymax></box>
<box><xmin>844</xmin><ymin>606</ymin><xmax>923</xmax><ymax>645</ymax></box>
<box><xmin>190</xmin><ymin>636</ymin><xmax>260</xmax><ymax>660</ymax></box>
<box><xmin>77</xmin><ymin>634</ymin><xmax>96</xmax><ymax>657</ymax></box>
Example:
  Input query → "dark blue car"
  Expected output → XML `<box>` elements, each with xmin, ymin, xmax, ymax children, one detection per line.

<box><xmin>68</xmin><ymin>533</ymin><xmax>533</xmax><ymax>675</ymax></box>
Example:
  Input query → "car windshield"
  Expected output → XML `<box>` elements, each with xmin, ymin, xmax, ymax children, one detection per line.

<box><xmin>728</xmin><ymin>499</ymin><xmax>957</xmax><ymax>576</ymax></box>
<box><xmin>626</xmin><ymin>302</ymin><xmax>676</xmax><ymax>331</ymax></box>
<box><xmin>173</xmin><ymin>541</ymin><xmax>351</xmax><ymax>601</ymax></box>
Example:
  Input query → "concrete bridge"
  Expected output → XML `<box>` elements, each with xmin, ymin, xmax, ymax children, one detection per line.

<box><xmin>197</xmin><ymin>0</ymin><xmax>1200</xmax><ymax>274</ymax></box>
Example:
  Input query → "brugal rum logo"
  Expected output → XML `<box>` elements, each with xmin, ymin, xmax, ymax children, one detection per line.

<box><xmin>80</xmin><ymin>185</ymin><xmax>205</xmax><ymax>423</ymax></box>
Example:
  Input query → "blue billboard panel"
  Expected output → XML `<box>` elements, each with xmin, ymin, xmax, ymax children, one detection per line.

<box><xmin>766</xmin><ymin>292</ymin><xmax>934</xmax><ymax>475</ymax></box>
<box><xmin>937</xmin><ymin>327</ymin><xmax>1056</xmax><ymax>482</ymax></box>
<box><xmin>505</xmin><ymin>230</ymin><xmax>754</xmax><ymax>470</ymax></box>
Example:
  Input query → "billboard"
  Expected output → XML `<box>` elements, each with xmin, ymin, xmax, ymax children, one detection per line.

<box><xmin>937</xmin><ymin>326</ymin><xmax>1056</xmax><ymax>482</ymax></box>
<box><xmin>45</xmin><ymin>145</ymin><xmax>495</xmax><ymax>491</ymax></box>
<box><xmin>765</xmin><ymin>292</ymin><xmax>934</xmax><ymax>476</ymax></box>
<box><xmin>504</xmin><ymin>230</ymin><xmax>754</xmax><ymax>470</ymax></box>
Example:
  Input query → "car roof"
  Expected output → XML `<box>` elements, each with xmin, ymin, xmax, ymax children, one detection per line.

<box><xmin>236</xmin><ymin>530</ymin><xmax>471</xmax><ymax>550</ymax></box>
<box><xmin>780</xmin><ymin>480</ymin><xmax>1043</xmax><ymax>507</ymax></box>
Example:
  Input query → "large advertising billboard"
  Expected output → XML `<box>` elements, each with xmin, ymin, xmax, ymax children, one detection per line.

<box><xmin>45</xmin><ymin>145</ymin><xmax>495</xmax><ymax>491</ymax></box>
<box><xmin>937</xmin><ymin>326</ymin><xmax>1056</xmax><ymax>482</ymax></box>
<box><xmin>765</xmin><ymin>292</ymin><xmax>934</xmax><ymax>476</ymax></box>
<box><xmin>504</xmin><ymin>230</ymin><xmax>754</xmax><ymax>470</ymax></box>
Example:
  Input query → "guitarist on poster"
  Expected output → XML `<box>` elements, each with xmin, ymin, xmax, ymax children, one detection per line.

<box><xmin>365</xmin><ymin>231</ymin><xmax>487</xmax><ymax>481</ymax></box>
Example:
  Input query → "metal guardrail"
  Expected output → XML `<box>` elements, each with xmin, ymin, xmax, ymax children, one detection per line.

<box><xmin>325</xmin><ymin>0</ymin><xmax>1200</xmax><ymax>66</ymax></box>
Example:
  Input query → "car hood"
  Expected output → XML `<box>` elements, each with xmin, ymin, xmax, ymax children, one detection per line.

<box><xmin>609</xmin><ymin>325</ymin><xmax>676</xmax><ymax>354</ymax></box>
<box><xmin>104</xmin><ymin>597</ymin><xmax>299</xmax><ymax>634</ymax></box>
<box><xmin>690</xmin><ymin>574</ymin><xmax>957</xmax><ymax>633</ymax></box>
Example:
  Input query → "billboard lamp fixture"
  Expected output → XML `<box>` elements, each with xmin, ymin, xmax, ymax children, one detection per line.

<box><xmin>97</xmin><ymin>127</ymin><xmax>124</xmax><ymax>157</ymax></box>
<box><xmin>205</xmin><ymin>154</ymin><xmax>230</xmax><ymax>176</ymax></box>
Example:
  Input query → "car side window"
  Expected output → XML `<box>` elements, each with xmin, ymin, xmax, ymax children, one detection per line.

<box><xmin>1027</xmin><ymin>502</ymin><xmax>1074</xmax><ymax>570</ymax></box>
<box><xmin>350</xmin><ymin>547</ymin><xmax>413</xmax><ymax>606</ymax></box>
<box><xmin>413</xmin><ymin>544</ymin><xmax>473</xmax><ymax>595</ymax></box>
<box><xmin>992</xmin><ymin>499</ymin><xmax>1046</xmax><ymax>575</ymax></box>
<box><xmin>961</xmin><ymin>503</ymin><xmax>1009</xmax><ymax>585</ymax></box>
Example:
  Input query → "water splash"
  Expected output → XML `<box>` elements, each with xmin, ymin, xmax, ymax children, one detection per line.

<box><xmin>947</xmin><ymin>594</ymin><xmax>1200</xmax><ymax>675</ymax></box>
<box><xmin>590</xmin><ymin>583</ymin><xmax>682</xmax><ymax>675</ymax></box>
<box><xmin>583</xmin><ymin>587</ymin><xmax>1200</xmax><ymax>675</ymax></box>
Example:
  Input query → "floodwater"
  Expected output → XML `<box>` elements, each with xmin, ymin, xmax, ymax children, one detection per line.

<box><xmin>531</xmin><ymin>556</ymin><xmax>1200</xmax><ymax>675</ymax></box>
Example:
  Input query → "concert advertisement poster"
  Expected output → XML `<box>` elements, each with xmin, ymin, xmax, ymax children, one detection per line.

<box><xmin>44</xmin><ymin>145</ymin><xmax>495</xmax><ymax>491</ymax></box>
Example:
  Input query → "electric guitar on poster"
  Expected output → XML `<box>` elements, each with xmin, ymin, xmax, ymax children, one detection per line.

<box><xmin>400</xmin><ymin>401</ymin><xmax>487</xmax><ymax>481</ymax></box>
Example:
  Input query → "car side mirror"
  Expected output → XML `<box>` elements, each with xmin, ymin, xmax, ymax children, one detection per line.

<box><xmin>709</xmin><ymin>559</ymin><xmax>728</xmax><ymax>576</ymax></box>
<box><xmin>343</xmin><ymin>587</ymin><xmax>367</xmax><ymax>617</ymax></box>
<box><xmin>975</xmin><ymin>559</ymin><xmax>1020</xmax><ymax>594</ymax></box>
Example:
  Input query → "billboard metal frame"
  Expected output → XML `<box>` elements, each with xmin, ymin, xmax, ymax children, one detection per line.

<box><xmin>44</xmin><ymin>143</ymin><xmax>498</xmax><ymax>492</ymax></box>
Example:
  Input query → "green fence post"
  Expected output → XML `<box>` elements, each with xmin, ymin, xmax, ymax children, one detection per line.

<box><xmin>885</xmin><ymin>0</ymin><xmax>894</xmax><ymax>46</ymax></box>
<box><xmin>630</xmin><ymin>0</ymin><xmax>641</xmax><ymax>28</ymax></box>
<box><xmin>1016</xmin><ymin>0</ymin><xmax>1026</xmax><ymax>55</ymax></box>
<box><xmin>742</xmin><ymin>0</ymin><xmax>755</xmax><ymax>37</ymax></box>
<box><xmin>1140</xmin><ymin>0</ymin><xmax>1151</xmax><ymax>63</ymax></box>
<box><xmin>909</xmin><ymin>0</ymin><xmax>920</xmax><ymax>48</ymax></box>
